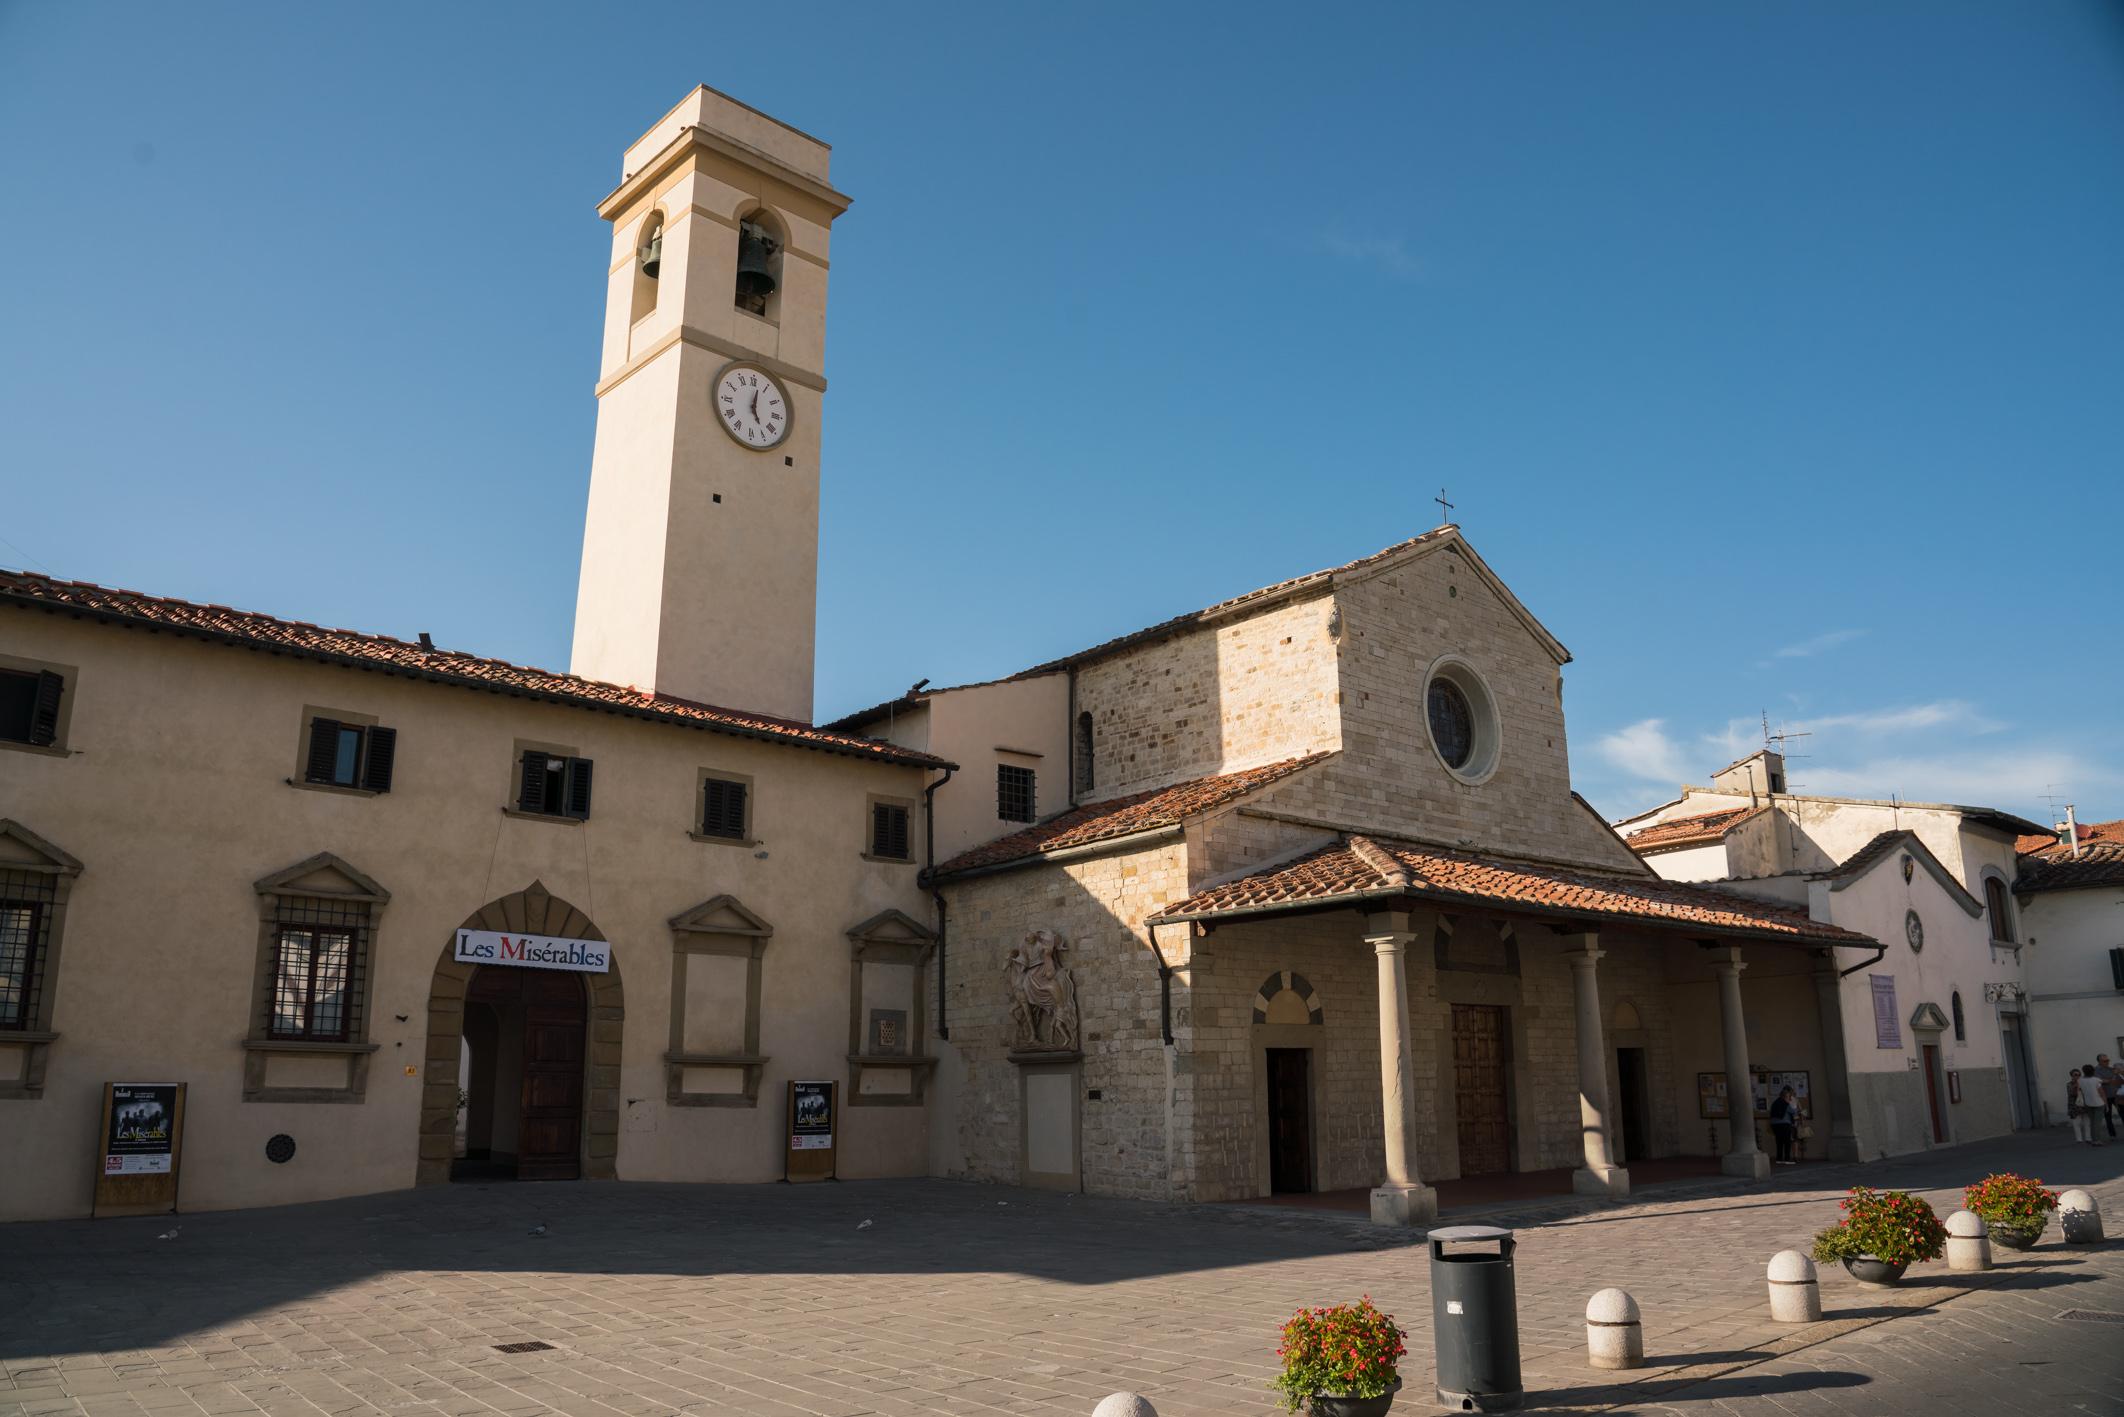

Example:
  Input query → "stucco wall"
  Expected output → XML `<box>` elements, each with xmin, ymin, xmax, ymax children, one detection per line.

<box><xmin>0</xmin><ymin>611</ymin><xmax>936</xmax><ymax>1221</ymax></box>
<box><xmin>2020</xmin><ymin>883</ymin><xmax>2124</xmax><ymax>1114</ymax></box>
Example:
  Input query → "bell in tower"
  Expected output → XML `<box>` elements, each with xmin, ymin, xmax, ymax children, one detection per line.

<box><xmin>735</xmin><ymin>219</ymin><xmax>779</xmax><ymax>315</ymax></box>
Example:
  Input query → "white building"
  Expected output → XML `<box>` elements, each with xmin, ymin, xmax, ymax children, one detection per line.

<box><xmin>2015</xmin><ymin>818</ymin><xmax>2124</xmax><ymax>1122</ymax></box>
<box><xmin>1617</xmin><ymin>750</ymin><xmax>2046</xmax><ymax>1158</ymax></box>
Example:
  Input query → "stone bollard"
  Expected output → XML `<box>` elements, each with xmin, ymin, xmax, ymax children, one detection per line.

<box><xmin>1766</xmin><ymin>1250</ymin><xmax>1821</xmax><ymax>1322</ymax></box>
<box><xmin>1946</xmin><ymin>1210</ymin><xmax>1992</xmax><ymax>1271</ymax></box>
<box><xmin>1585</xmin><ymin>1288</ymin><xmax>1643</xmax><ymax>1369</ymax></box>
<box><xmin>1091</xmin><ymin>1396</ymin><xmax>1156</xmax><ymax>1417</ymax></box>
<box><xmin>2059</xmin><ymin>1190</ymin><xmax>2106</xmax><ymax>1245</ymax></box>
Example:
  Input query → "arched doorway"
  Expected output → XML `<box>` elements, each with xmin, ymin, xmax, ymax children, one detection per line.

<box><xmin>416</xmin><ymin>881</ymin><xmax>624</xmax><ymax>1186</ymax></box>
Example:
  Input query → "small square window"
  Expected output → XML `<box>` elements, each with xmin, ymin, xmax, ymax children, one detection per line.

<box><xmin>871</xmin><ymin>803</ymin><xmax>910</xmax><ymax>860</ymax></box>
<box><xmin>0</xmin><ymin>669</ymin><xmax>64</xmax><ymax>747</ymax></box>
<box><xmin>998</xmin><ymin>764</ymin><xmax>1036</xmax><ymax>823</ymax></box>
<box><xmin>304</xmin><ymin>718</ymin><xmax>397</xmax><ymax>792</ymax></box>
<box><xmin>519</xmin><ymin>750</ymin><xmax>592</xmax><ymax>819</ymax></box>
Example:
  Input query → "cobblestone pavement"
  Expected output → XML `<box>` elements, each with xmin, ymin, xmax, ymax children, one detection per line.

<box><xmin>4</xmin><ymin>1130</ymin><xmax>2121</xmax><ymax>1417</ymax></box>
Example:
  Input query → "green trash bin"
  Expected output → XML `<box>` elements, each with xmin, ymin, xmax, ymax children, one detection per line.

<box><xmin>1429</xmin><ymin>1225</ymin><xmax>1522</xmax><ymax>1412</ymax></box>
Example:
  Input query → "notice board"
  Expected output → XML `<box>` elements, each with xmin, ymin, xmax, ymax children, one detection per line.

<box><xmin>94</xmin><ymin>1082</ymin><xmax>186</xmax><ymax>1217</ymax></box>
<box><xmin>786</xmin><ymin>1079</ymin><xmax>836</xmax><ymax>1182</ymax></box>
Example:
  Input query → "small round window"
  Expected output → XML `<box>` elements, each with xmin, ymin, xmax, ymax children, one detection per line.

<box><xmin>1423</xmin><ymin>657</ymin><xmax>1501</xmax><ymax>782</ymax></box>
<box><xmin>1428</xmin><ymin>678</ymin><xmax>1475</xmax><ymax>769</ymax></box>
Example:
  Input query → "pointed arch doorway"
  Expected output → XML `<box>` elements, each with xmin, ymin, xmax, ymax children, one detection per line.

<box><xmin>416</xmin><ymin>881</ymin><xmax>624</xmax><ymax>1186</ymax></box>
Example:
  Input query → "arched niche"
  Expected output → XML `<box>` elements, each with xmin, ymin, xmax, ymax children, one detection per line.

<box><xmin>415</xmin><ymin>880</ymin><xmax>624</xmax><ymax>1186</ymax></box>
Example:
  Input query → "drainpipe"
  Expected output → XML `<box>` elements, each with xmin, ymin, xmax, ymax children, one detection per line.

<box><xmin>919</xmin><ymin>765</ymin><xmax>955</xmax><ymax>1039</ymax></box>
<box><xmin>1838</xmin><ymin>943</ymin><xmax>1888</xmax><ymax>980</ymax></box>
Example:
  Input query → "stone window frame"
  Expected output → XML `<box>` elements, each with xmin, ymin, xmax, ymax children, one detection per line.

<box><xmin>863</xmin><ymin>793</ymin><xmax>918</xmax><ymax>864</ymax></box>
<box><xmin>1421</xmin><ymin>652</ymin><xmax>1504</xmax><ymax>787</ymax></box>
<box><xmin>243</xmin><ymin>853</ymin><xmax>389</xmax><ymax>1104</ymax></box>
<box><xmin>0</xmin><ymin>819</ymin><xmax>83</xmax><ymax>1099</ymax></box>
<box><xmin>0</xmin><ymin>650</ymin><xmax>80</xmax><ymax>759</ymax></box>
<box><xmin>664</xmin><ymin>894</ymin><xmax>773</xmax><ymax>1108</ymax></box>
<box><xmin>845</xmin><ymin>908</ymin><xmax>937</xmax><ymax>1107</ymax></box>
<box><xmin>690</xmin><ymin>767</ymin><xmax>758</xmax><ymax>847</ymax></box>
<box><xmin>1979</xmin><ymin>867</ymin><xmax>2019</xmax><ymax>946</ymax></box>
<box><xmin>288</xmin><ymin>703</ymin><xmax>382</xmax><ymax>799</ymax></box>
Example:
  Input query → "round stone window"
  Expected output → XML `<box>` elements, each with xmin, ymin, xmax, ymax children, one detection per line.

<box><xmin>1429</xmin><ymin>679</ymin><xmax>1475</xmax><ymax>769</ymax></box>
<box><xmin>1423</xmin><ymin>657</ymin><xmax>1501</xmax><ymax>783</ymax></box>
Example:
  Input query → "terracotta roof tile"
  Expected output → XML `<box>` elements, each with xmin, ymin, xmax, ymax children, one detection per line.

<box><xmin>0</xmin><ymin>569</ymin><xmax>950</xmax><ymax>768</ymax></box>
<box><xmin>1623</xmin><ymin>806</ymin><xmax>1764</xmax><ymax>855</ymax></box>
<box><xmin>932</xmin><ymin>753</ymin><xmax>1331</xmax><ymax>876</ymax></box>
<box><xmin>2016</xmin><ymin>838</ymin><xmax>2124</xmax><ymax>893</ymax></box>
<box><xmin>2019</xmin><ymin>818</ymin><xmax>2124</xmax><ymax>857</ymax></box>
<box><xmin>1151</xmin><ymin>835</ymin><xmax>1871</xmax><ymax>945</ymax></box>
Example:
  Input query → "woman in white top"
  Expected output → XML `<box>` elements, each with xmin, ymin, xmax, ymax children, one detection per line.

<box><xmin>2074</xmin><ymin>1066</ymin><xmax>2108</xmax><ymax>1145</ymax></box>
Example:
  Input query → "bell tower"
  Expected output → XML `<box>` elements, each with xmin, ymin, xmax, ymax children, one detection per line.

<box><xmin>570</xmin><ymin>87</ymin><xmax>850</xmax><ymax>723</ymax></box>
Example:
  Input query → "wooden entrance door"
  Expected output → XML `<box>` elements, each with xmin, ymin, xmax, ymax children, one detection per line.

<box><xmin>466</xmin><ymin>966</ymin><xmax>585</xmax><ymax>1181</ymax></box>
<box><xmin>1921</xmin><ymin>1043</ymin><xmax>1945</xmax><ymax>1144</ymax></box>
<box><xmin>1453</xmin><ymin>1003</ymin><xmax>1511</xmax><ymax>1175</ymax></box>
<box><xmin>1266</xmin><ymin>1048</ymin><xmax>1312</xmax><ymax>1193</ymax></box>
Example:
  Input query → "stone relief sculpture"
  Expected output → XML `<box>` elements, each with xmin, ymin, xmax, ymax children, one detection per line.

<box><xmin>1006</xmin><ymin>929</ymin><xmax>1077</xmax><ymax>1052</ymax></box>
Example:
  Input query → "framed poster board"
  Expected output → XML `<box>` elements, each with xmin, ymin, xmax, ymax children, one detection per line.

<box><xmin>1754</xmin><ymin>1070</ymin><xmax>1812</xmax><ymax>1120</ymax></box>
<box><xmin>785</xmin><ymin>1079</ymin><xmax>836</xmax><ymax>1182</ymax></box>
<box><xmin>1697</xmin><ymin>1072</ymin><xmax>1729</xmax><ymax>1119</ymax></box>
<box><xmin>94</xmin><ymin>1082</ymin><xmax>186</xmax><ymax>1217</ymax></box>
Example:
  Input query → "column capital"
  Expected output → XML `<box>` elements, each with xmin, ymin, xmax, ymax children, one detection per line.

<box><xmin>1366</xmin><ymin>931</ymin><xmax>1418</xmax><ymax>954</ymax></box>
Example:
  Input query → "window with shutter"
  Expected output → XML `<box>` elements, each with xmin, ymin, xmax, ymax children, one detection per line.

<box><xmin>519</xmin><ymin>750</ymin><xmax>551</xmax><ymax>814</ymax></box>
<box><xmin>702</xmin><ymin>778</ymin><xmax>747</xmax><ymax>838</ymax></box>
<box><xmin>361</xmin><ymin>726</ymin><xmax>397</xmax><ymax>793</ymax></box>
<box><xmin>306</xmin><ymin>719</ymin><xmax>344</xmax><ymax>784</ymax></box>
<box><xmin>564</xmin><ymin>757</ymin><xmax>594</xmax><ymax>819</ymax></box>
<box><xmin>1984</xmin><ymin>877</ymin><xmax>2014</xmax><ymax>942</ymax></box>
<box><xmin>872</xmin><ymin>803</ymin><xmax>910</xmax><ymax>859</ymax></box>
<box><xmin>998</xmin><ymin>764</ymin><xmax>1036</xmax><ymax>823</ymax></box>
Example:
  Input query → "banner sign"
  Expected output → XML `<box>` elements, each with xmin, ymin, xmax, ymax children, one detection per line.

<box><xmin>454</xmin><ymin>928</ymin><xmax>610</xmax><ymax>974</ymax></box>
<box><xmin>1870</xmin><ymin>975</ymin><xmax>1902</xmax><ymax>1050</ymax></box>
<box><xmin>105</xmin><ymin>1083</ymin><xmax>179</xmax><ymax>1174</ymax></box>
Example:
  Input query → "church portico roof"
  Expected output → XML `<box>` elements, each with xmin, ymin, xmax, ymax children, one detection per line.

<box><xmin>1151</xmin><ymin>834</ymin><xmax>1875</xmax><ymax>948</ymax></box>
<box><xmin>929</xmin><ymin>752</ymin><xmax>1333</xmax><ymax>879</ymax></box>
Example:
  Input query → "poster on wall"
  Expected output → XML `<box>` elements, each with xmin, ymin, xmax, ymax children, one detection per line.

<box><xmin>786</xmin><ymin>1080</ymin><xmax>836</xmax><ymax>1182</ymax></box>
<box><xmin>93</xmin><ymin>1082</ymin><xmax>186</xmax><ymax>1217</ymax></box>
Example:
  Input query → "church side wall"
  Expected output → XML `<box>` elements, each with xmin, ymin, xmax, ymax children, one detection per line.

<box><xmin>1331</xmin><ymin>554</ymin><xmax>1642</xmax><ymax>872</ymax></box>
<box><xmin>1074</xmin><ymin>594</ymin><xmax>1341</xmax><ymax>805</ymax></box>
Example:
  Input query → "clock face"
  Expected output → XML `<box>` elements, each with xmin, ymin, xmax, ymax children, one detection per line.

<box><xmin>714</xmin><ymin>364</ymin><xmax>791</xmax><ymax>449</ymax></box>
<box><xmin>1905</xmin><ymin>909</ymin><xmax>1924</xmax><ymax>952</ymax></box>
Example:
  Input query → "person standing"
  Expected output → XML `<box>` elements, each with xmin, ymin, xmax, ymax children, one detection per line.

<box><xmin>2068</xmin><ymin>1069</ymin><xmax>2093</xmax><ymax>1144</ymax></box>
<box><xmin>2095</xmin><ymin>1053</ymin><xmax>2120</xmax><ymax>1140</ymax></box>
<box><xmin>2075</xmin><ymin>1065</ymin><xmax>2108</xmax><ymax>1146</ymax></box>
<box><xmin>1768</xmin><ymin>1086</ymin><xmax>1798</xmax><ymax>1165</ymax></box>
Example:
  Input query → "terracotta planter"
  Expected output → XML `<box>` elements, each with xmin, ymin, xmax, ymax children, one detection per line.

<box><xmin>1309</xmin><ymin>1378</ymin><xmax>1402</xmax><ymax>1417</ymax></box>
<box><xmin>1841</xmin><ymin>1257</ymin><xmax>1908</xmax><ymax>1287</ymax></box>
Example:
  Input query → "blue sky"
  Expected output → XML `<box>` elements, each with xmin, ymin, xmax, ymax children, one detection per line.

<box><xmin>4</xmin><ymin>3</ymin><xmax>2120</xmax><ymax>826</ymax></box>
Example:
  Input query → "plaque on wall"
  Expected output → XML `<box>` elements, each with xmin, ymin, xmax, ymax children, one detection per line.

<box><xmin>94</xmin><ymin>1082</ymin><xmax>186</xmax><ymax>1217</ymax></box>
<box><xmin>869</xmin><ymin>1009</ymin><xmax>908</xmax><ymax>1056</ymax></box>
<box><xmin>786</xmin><ymin>1080</ymin><xmax>836</xmax><ymax>1182</ymax></box>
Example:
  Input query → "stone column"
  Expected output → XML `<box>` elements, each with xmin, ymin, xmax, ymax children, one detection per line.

<box><xmin>1562</xmin><ymin>932</ymin><xmax>1629</xmax><ymax>1197</ymax></box>
<box><xmin>1711</xmin><ymin>945</ymin><xmax>1771</xmax><ymax>1178</ymax></box>
<box><xmin>1366</xmin><ymin>912</ymin><xmax>1438</xmax><ymax>1226</ymax></box>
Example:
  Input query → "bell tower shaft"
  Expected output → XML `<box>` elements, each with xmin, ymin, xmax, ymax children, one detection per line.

<box><xmin>570</xmin><ymin>87</ymin><xmax>850</xmax><ymax>723</ymax></box>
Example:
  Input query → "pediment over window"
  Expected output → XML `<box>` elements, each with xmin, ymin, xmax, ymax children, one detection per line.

<box><xmin>0</xmin><ymin>819</ymin><xmax>82</xmax><ymax>877</ymax></box>
<box><xmin>254</xmin><ymin>852</ymin><xmax>389</xmax><ymax>903</ymax></box>
<box><xmin>846</xmin><ymin>908</ymin><xmax>937</xmax><ymax>946</ymax></box>
<box><xmin>1908</xmin><ymin>1001</ymin><xmax>1952</xmax><ymax>1032</ymax></box>
<box><xmin>670</xmin><ymin>894</ymin><xmax>774</xmax><ymax>938</ymax></box>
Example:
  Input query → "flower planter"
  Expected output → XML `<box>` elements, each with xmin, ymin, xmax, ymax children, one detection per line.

<box><xmin>1987</xmin><ymin>1224</ymin><xmax>2042</xmax><ymax>1252</ymax></box>
<box><xmin>1309</xmin><ymin>1378</ymin><xmax>1401</xmax><ymax>1417</ymax></box>
<box><xmin>1841</xmin><ymin>1257</ymin><xmax>1908</xmax><ymax>1287</ymax></box>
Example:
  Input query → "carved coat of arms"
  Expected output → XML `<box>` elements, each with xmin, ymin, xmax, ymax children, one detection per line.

<box><xmin>1006</xmin><ymin>929</ymin><xmax>1077</xmax><ymax>1052</ymax></box>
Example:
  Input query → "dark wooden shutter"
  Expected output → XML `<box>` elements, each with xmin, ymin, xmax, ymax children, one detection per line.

<box><xmin>306</xmin><ymin>719</ymin><xmax>342</xmax><ymax>783</ymax></box>
<box><xmin>891</xmin><ymin>806</ymin><xmax>909</xmax><ymax>859</ymax></box>
<box><xmin>564</xmin><ymin>757</ymin><xmax>593</xmax><ymax>819</ymax></box>
<box><xmin>29</xmin><ymin>671</ymin><xmax>63</xmax><ymax>746</ymax></box>
<box><xmin>519</xmin><ymin>750</ymin><xmax>548</xmax><ymax>813</ymax></box>
<box><xmin>871</xmin><ymin>803</ymin><xmax>889</xmax><ymax>857</ymax></box>
<box><xmin>362</xmin><ymin>726</ymin><xmax>397</xmax><ymax>793</ymax></box>
<box><xmin>703</xmin><ymin>778</ymin><xmax>746</xmax><ymax>838</ymax></box>
<box><xmin>873</xmin><ymin>803</ymin><xmax>909</xmax><ymax>859</ymax></box>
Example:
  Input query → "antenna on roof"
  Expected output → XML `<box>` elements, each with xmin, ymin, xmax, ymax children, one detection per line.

<box><xmin>1434</xmin><ymin>489</ymin><xmax>1454</xmax><ymax>526</ymax></box>
<box><xmin>1760</xmin><ymin>709</ymin><xmax>1811</xmax><ymax>760</ymax></box>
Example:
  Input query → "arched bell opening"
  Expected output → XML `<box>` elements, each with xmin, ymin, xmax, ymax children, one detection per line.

<box><xmin>416</xmin><ymin>881</ymin><xmax>624</xmax><ymax>1186</ymax></box>
<box><xmin>629</xmin><ymin>211</ymin><xmax>664</xmax><ymax>327</ymax></box>
<box><xmin>733</xmin><ymin>207</ymin><xmax>785</xmax><ymax>321</ymax></box>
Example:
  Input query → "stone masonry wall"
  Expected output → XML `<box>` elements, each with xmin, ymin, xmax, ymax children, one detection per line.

<box><xmin>1075</xmin><ymin>593</ymin><xmax>1341</xmax><ymax>804</ymax></box>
